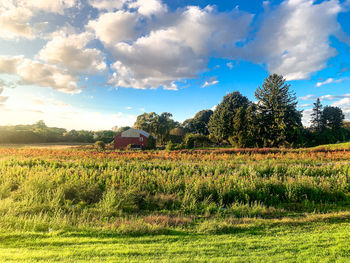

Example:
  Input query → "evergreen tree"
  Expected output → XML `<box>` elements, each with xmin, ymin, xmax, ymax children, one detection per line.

<box><xmin>255</xmin><ymin>74</ymin><xmax>302</xmax><ymax>147</ymax></box>
<box><xmin>229</xmin><ymin>105</ymin><xmax>258</xmax><ymax>147</ymax></box>
<box><xmin>310</xmin><ymin>98</ymin><xmax>323</xmax><ymax>132</ymax></box>
<box><xmin>208</xmin><ymin>91</ymin><xmax>251</xmax><ymax>143</ymax></box>
<box><xmin>321</xmin><ymin>106</ymin><xmax>345</xmax><ymax>130</ymax></box>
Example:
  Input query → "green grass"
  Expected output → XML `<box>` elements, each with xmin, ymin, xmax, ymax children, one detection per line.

<box><xmin>309</xmin><ymin>142</ymin><xmax>350</xmax><ymax>151</ymax></box>
<box><xmin>1</xmin><ymin>216</ymin><xmax>350</xmax><ymax>262</ymax></box>
<box><xmin>0</xmin><ymin>147</ymin><xmax>349</xmax><ymax>262</ymax></box>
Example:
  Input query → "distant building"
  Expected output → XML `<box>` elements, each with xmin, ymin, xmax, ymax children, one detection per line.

<box><xmin>114</xmin><ymin>128</ymin><xmax>151</xmax><ymax>149</ymax></box>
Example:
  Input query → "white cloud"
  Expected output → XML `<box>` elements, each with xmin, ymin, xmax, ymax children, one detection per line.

<box><xmin>128</xmin><ymin>0</ymin><xmax>167</xmax><ymax>17</ymax></box>
<box><xmin>0</xmin><ymin>0</ymin><xmax>77</xmax><ymax>40</ymax></box>
<box><xmin>299</xmin><ymin>94</ymin><xmax>315</xmax><ymax>101</ymax></box>
<box><xmin>332</xmin><ymin>97</ymin><xmax>350</xmax><ymax>107</ymax></box>
<box><xmin>320</xmin><ymin>93</ymin><xmax>350</xmax><ymax>101</ymax></box>
<box><xmin>297</xmin><ymin>103</ymin><xmax>311</xmax><ymax>108</ymax></box>
<box><xmin>331</xmin><ymin>98</ymin><xmax>350</xmax><ymax>121</ymax></box>
<box><xmin>316</xmin><ymin>77</ymin><xmax>347</xmax><ymax>87</ymax></box>
<box><xmin>302</xmin><ymin>108</ymin><xmax>313</xmax><ymax>126</ymax></box>
<box><xmin>0</xmin><ymin>6</ymin><xmax>33</xmax><ymax>39</ymax></box>
<box><xmin>89</xmin><ymin>0</ymin><xmax>129</xmax><ymax>11</ymax></box>
<box><xmin>202</xmin><ymin>78</ymin><xmax>219</xmax><ymax>88</ymax></box>
<box><xmin>106</xmin><ymin>6</ymin><xmax>252</xmax><ymax>90</ymax></box>
<box><xmin>242</xmin><ymin>0</ymin><xmax>346</xmax><ymax>81</ymax></box>
<box><xmin>39</xmin><ymin>32</ymin><xmax>106</xmax><ymax>74</ymax></box>
<box><xmin>0</xmin><ymin>56</ymin><xmax>24</xmax><ymax>74</ymax></box>
<box><xmin>0</xmin><ymin>56</ymin><xmax>81</xmax><ymax>94</ymax></box>
<box><xmin>23</xmin><ymin>0</ymin><xmax>76</xmax><ymax>14</ymax></box>
<box><xmin>87</xmin><ymin>10</ymin><xmax>140</xmax><ymax>45</ymax></box>
<box><xmin>17</xmin><ymin>59</ymin><xmax>80</xmax><ymax>93</ymax></box>
<box><xmin>226</xmin><ymin>62</ymin><xmax>234</xmax><ymax>70</ymax></box>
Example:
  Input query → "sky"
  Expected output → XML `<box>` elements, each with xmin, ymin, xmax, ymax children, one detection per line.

<box><xmin>0</xmin><ymin>0</ymin><xmax>349</xmax><ymax>131</ymax></box>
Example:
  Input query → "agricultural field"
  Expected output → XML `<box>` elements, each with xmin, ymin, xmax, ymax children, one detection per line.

<box><xmin>0</xmin><ymin>145</ymin><xmax>350</xmax><ymax>262</ymax></box>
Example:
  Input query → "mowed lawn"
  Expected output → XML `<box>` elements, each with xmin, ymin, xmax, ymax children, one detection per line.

<box><xmin>1</xmin><ymin>220</ymin><xmax>350</xmax><ymax>262</ymax></box>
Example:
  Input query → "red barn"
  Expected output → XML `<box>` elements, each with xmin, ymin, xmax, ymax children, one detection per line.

<box><xmin>114</xmin><ymin>128</ymin><xmax>152</xmax><ymax>149</ymax></box>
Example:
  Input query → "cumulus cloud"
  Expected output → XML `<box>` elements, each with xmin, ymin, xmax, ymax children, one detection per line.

<box><xmin>89</xmin><ymin>0</ymin><xmax>129</xmax><ymax>11</ymax></box>
<box><xmin>316</xmin><ymin>77</ymin><xmax>347</xmax><ymax>87</ymax></box>
<box><xmin>39</xmin><ymin>32</ymin><xmax>106</xmax><ymax>74</ymax></box>
<box><xmin>0</xmin><ymin>6</ymin><xmax>34</xmax><ymax>39</ymax></box>
<box><xmin>0</xmin><ymin>56</ymin><xmax>81</xmax><ymax>94</ymax></box>
<box><xmin>87</xmin><ymin>10</ymin><xmax>140</xmax><ymax>45</ymax></box>
<box><xmin>1</xmin><ymin>0</ymin><xmax>350</xmax><ymax>91</ymax></box>
<box><xmin>0</xmin><ymin>56</ymin><xmax>24</xmax><ymax>74</ymax></box>
<box><xmin>128</xmin><ymin>0</ymin><xmax>167</xmax><ymax>17</ymax></box>
<box><xmin>24</xmin><ymin>0</ymin><xmax>76</xmax><ymax>14</ymax></box>
<box><xmin>332</xmin><ymin>97</ymin><xmax>350</xmax><ymax>107</ymax></box>
<box><xmin>104</xmin><ymin>5</ymin><xmax>252</xmax><ymax>89</ymax></box>
<box><xmin>17</xmin><ymin>59</ymin><xmax>80</xmax><ymax>93</ymax></box>
<box><xmin>242</xmin><ymin>0</ymin><xmax>347</xmax><ymax>81</ymax></box>
<box><xmin>0</xmin><ymin>0</ymin><xmax>77</xmax><ymax>39</ymax></box>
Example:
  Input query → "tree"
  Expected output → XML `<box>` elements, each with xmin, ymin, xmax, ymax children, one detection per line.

<box><xmin>321</xmin><ymin>106</ymin><xmax>344</xmax><ymax>130</ymax></box>
<box><xmin>208</xmin><ymin>92</ymin><xmax>251</xmax><ymax>142</ymax></box>
<box><xmin>94</xmin><ymin>141</ymin><xmax>106</xmax><ymax>150</ymax></box>
<box><xmin>117</xmin><ymin>126</ymin><xmax>131</xmax><ymax>133</ymax></box>
<box><xmin>134</xmin><ymin>112</ymin><xmax>177</xmax><ymax>145</ymax></box>
<box><xmin>311</xmin><ymin>98</ymin><xmax>323</xmax><ymax>132</ymax></box>
<box><xmin>255</xmin><ymin>74</ymin><xmax>302</xmax><ymax>147</ymax></box>
<box><xmin>229</xmin><ymin>104</ymin><xmax>259</xmax><ymax>147</ymax></box>
<box><xmin>145</xmin><ymin>135</ymin><xmax>156</xmax><ymax>150</ymax></box>
<box><xmin>183</xmin><ymin>110</ymin><xmax>213</xmax><ymax>135</ymax></box>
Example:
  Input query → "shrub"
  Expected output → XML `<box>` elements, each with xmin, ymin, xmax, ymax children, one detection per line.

<box><xmin>145</xmin><ymin>136</ymin><xmax>156</xmax><ymax>150</ymax></box>
<box><xmin>165</xmin><ymin>141</ymin><xmax>176</xmax><ymax>151</ymax></box>
<box><xmin>94</xmin><ymin>141</ymin><xmax>106</xmax><ymax>150</ymax></box>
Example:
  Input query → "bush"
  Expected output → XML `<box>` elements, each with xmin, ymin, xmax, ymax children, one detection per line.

<box><xmin>165</xmin><ymin>141</ymin><xmax>176</xmax><ymax>151</ymax></box>
<box><xmin>145</xmin><ymin>136</ymin><xmax>156</xmax><ymax>150</ymax></box>
<box><xmin>184</xmin><ymin>134</ymin><xmax>212</xmax><ymax>149</ymax></box>
<box><xmin>94</xmin><ymin>141</ymin><xmax>106</xmax><ymax>150</ymax></box>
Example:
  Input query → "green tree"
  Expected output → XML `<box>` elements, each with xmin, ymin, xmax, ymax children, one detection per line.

<box><xmin>145</xmin><ymin>135</ymin><xmax>156</xmax><ymax>150</ymax></box>
<box><xmin>229</xmin><ymin>104</ymin><xmax>258</xmax><ymax>147</ymax></box>
<box><xmin>311</xmin><ymin>98</ymin><xmax>323</xmax><ymax>132</ymax></box>
<box><xmin>94</xmin><ymin>141</ymin><xmax>106</xmax><ymax>150</ymax></box>
<box><xmin>255</xmin><ymin>74</ymin><xmax>302</xmax><ymax>147</ymax></box>
<box><xmin>134</xmin><ymin>112</ymin><xmax>177</xmax><ymax>145</ymax></box>
<box><xmin>208</xmin><ymin>92</ymin><xmax>250</xmax><ymax>143</ymax></box>
<box><xmin>116</xmin><ymin>126</ymin><xmax>131</xmax><ymax>133</ymax></box>
<box><xmin>183</xmin><ymin>110</ymin><xmax>213</xmax><ymax>135</ymax></box>
<box><xmin>321</xmin><ymin>106</ymin><xmax>345</xmax><ymax>130</ymax></box>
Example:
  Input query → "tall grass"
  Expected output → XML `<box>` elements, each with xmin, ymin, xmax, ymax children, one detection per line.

<box><xmin>0</xmin><ymin>147</ymin><xmax>349</xmax><ymax>232</ymax></box>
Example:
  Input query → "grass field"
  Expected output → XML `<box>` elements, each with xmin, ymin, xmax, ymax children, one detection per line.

<box><xmin>0</xmin><ymin>145</ymin><xmax>349</xmax><ymax>262</ymax></box>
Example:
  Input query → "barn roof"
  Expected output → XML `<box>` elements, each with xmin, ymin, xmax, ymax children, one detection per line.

<box><xmin>121</xmin><ymin>128</ymin><xmax>151</xmax><ymax>138</ymax></box>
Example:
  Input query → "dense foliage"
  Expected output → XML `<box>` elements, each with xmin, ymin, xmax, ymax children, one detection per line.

<box><xmin>255</xmin><ymin>74</ymin><xmax>302</xmax><ymax>147</ymax></box>
<box><xmin>0</xmin><ymin>121</ymin><xmax>117</xmax><ymax>144</ymax></box>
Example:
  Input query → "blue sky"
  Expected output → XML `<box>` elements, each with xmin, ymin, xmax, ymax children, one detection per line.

<box><xmin>0</xmin><ymin>0</ymin><xmax>349</xmax><ymax>130</ymax></box>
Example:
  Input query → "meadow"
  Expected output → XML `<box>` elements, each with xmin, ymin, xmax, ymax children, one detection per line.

<box><xmin>0</xmin><ymin>145</ymin><xmax>350</xmax><ymax>262</ymax></box>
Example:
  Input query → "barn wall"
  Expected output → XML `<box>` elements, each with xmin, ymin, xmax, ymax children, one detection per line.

<box><xmin>114</xmin><ymin>134</ymin><xmax>148</xmax><ymax>149</ymax></box>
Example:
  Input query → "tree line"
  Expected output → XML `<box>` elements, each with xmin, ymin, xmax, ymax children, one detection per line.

<box><xmin>0</xmin><ymin>120</ymin><xmax>118</xmax><ymax>144</ymax></box>
<box><xmin>134</xmin><ymin>74</ymin><xmax>349</xmax><ymax>148</ymax></box>
<box><xmin>0</xmin><ymin>74</ymin><xmax>348</xmax><ymax>147</ymax></box>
